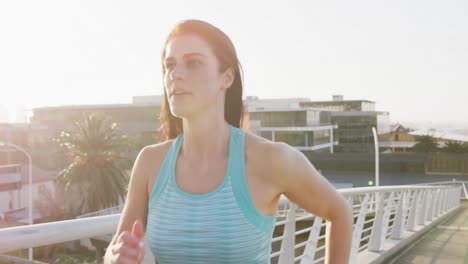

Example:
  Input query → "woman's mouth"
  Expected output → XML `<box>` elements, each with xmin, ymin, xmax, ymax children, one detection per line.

<box><xmin>172</xmin><ymin>92</ymin><xmax>191</xmax><ymax>98</ymax></box>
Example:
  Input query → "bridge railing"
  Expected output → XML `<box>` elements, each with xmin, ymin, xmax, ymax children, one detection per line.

<box><xmin>273</xmin><ymin>183</ymin><xmax>463</xmax><ymax>264</ymax></box>
<box><xmin>414</xmin><ymin>180</ymin><xmax>468</xmax><ymax>199</ymax></box>
<box><xmin>0</xmin><ymin>183</ymin><xmax>463</xmax><ymax>264</ymax></box>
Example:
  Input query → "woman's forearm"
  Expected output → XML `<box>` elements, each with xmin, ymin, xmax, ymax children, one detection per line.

<box><xmin>325</xmin><ymin>205</ymin><xmax>354</xmax><ymax>264</ymax></box>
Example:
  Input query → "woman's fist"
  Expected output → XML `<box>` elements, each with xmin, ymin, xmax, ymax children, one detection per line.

<box><xmin>104</xmin><ymin>220</ymin><xmax>146</xmax><ymax>264</ymax></box>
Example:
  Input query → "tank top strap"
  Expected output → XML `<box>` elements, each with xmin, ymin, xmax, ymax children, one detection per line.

<box><xmin>230</xmin><ymin>126</ymin><xmax>276</xmax><ymax>233</ymax></box>
<box><xmin>148</xmin><ymin>134</ymin><xmax>184</xmax><ymax>205</ymax></box>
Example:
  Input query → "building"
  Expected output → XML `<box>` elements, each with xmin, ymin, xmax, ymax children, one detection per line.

<box><xmin>245</xmin><ymin>97</ymin><xmax>337</xmax><ymax>152</ymax></box>
<box><xmin>0</xmin><ymin>164</ymin><xmax>56</xmax><ymax>224</ymax></box>
<box><xmin>0</xmin><ymin>123</ymin><xmax>49</xmax><ymax>167</ymax></box>
<box><xmin>4</xmin><ymin>94</ymin><xmax>392</xmax><ymax>176</ymax></box>
<box><xmin>330</xmin><ymin>110</ymin><xmax>390</xmax><ymax>152</ymax></box>
<box><xmin>379</xmin><ymin>124</ymin><xmax>468</xmax><ymax>153</ymax></box>
<box><xmin>299</xmin><ymin>95</ymin><xmax>376</xmax><ymax>112</ymax></box>
<box><xmin>409</xmin><ymin>129</ymin><xmax>468</xmax><ymax>145</ymax></box>
<box><xmin>300</xmin><ymin>95</ymin><xmax>390</xmax><ymax>152</ymax></box>
<box><xmin>379</xmin><ymin>124</ymin><xmax>418</xmax><ymax>152</ymax></box>
<box><xmin>31</xmin><ymin>96</ymin><xmax>162</xmax><ymax>147</ymax></box>
<box><xmin>29</xmin><ymin>96</ymin><xmax>163</xmax><ymax>167</ymax></box>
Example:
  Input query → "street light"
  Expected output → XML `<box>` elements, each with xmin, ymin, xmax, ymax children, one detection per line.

<box><xmin>371</xmin><ymin>127</ymin><xmax>380</xmax><ymax>187</ymax></box>
<box><xmin>0</xmin><ymin>141</ymin><xmax>33</xmax><ymax>261</ymax></box>
<box><xmin>371</xmin><ymin>127</ymin><xmax>380</xmax><ymax>213</ymax></box>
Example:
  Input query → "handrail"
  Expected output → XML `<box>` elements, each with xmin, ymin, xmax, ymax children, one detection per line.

<box><xmin>0</xmin><ymin>183</ymin><xmax>464</xmax><ymax>264</ymax></box>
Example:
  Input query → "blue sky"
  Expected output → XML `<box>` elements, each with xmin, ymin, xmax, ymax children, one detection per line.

<box><xmin>0</xmin><ymin>0</ymin><xmax>467</xmax><ymax>125</ymax></box>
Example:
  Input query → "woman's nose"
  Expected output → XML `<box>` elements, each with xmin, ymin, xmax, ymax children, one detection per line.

<box><xmin>169</xmin><ymin>65</ymin><xmax>185</xmax><ymax>81</ymax></box>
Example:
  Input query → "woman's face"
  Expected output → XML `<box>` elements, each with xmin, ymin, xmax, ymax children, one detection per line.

<box><xmin>163</xmin><ymin>34</ymin><xmax>233</xmax><ymax>119</ymax></box>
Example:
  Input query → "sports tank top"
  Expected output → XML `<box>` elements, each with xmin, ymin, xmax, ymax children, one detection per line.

<box><xmin>146</xmin><ymin>125</ymin><xmax>277</xmax><ymax>263</ymax></box>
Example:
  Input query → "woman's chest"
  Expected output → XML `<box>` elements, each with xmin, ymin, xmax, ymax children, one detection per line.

<box><xmin>175</xmin><ymin>156</ymin><xmax>281</xmax><ymax>217</ymax></box>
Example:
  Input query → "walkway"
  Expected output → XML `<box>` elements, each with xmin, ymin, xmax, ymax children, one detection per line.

<box><xmin>388</xmin><ymin>199</ymin><xmax>468</xmax><ymax>264</ymax></box>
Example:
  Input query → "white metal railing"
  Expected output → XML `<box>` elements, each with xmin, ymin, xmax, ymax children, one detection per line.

<box><xmin>272</xmin><ymin>183</ymin><xmax>464</xmax><ymax>264</ymax></box>
<box><xmin>414</xmin><ymin>180</ymin><xmax>468</xmax><ymax>199</ymax></box>
<box><xmin>0</xmin><ymin>182</ymin><xmax>464</xmax><ymax>264</ymax></box>
<box><xmin>77</xmin><ymin>204</ymin><xmax>124</xmax><ymax>219</ymax></box>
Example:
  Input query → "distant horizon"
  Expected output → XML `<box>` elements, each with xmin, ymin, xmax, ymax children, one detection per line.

<box><xmin>1</xmin><ymin>1</ymin><xmax>467</xmax><ymax>126</ymax></box>
<box><xmin>1</xmin><ymin>95</ymin><xmax>467</xmax><ymax>131</ymax></box>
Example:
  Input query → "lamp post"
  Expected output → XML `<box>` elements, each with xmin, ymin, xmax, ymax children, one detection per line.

<box><xmin>0</xmin><ymin>141</ymin><xmax>33</xmax><ymax>261</ymax></box>
<box><xmin>371</xmin><ymin>127</ymin><xmax>380</xmax><ymax>213</ymax></box>
<box><xmin>371</xmin><ymin>127</ymin><xmax>379</xmax><ymax>187</ymax></box>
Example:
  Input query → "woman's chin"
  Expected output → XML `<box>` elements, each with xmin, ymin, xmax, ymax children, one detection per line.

<box><xmin>170</xmin><ymin>108</ymin><xmax>191</xmax><ymax>119</ymax></box>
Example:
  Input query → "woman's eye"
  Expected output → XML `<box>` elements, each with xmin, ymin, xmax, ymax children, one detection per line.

<box><xmin>187</xmin><ymin>59</ymin><xmax>201</xmax><ymax>68</ymax></box>
<box><xmin>165</xmin><ymin>62</ymin><xmax>175</xmax><ymax>70</ymax></box>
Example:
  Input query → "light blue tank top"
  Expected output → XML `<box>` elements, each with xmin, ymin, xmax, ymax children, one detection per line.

<box><xmin>146</xmin><ymin>125</ymin><xmax>277</xmax><ymax>263</ymax></box>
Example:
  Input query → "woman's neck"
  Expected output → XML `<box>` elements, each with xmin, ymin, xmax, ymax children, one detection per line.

<box><xmin>181</xmin><ymin>117</ymin><xmax>231</xmax><ymax>161</ymax></box>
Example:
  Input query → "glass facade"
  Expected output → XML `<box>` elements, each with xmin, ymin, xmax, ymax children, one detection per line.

<box><xmin>248</xmin><ymin>111</ymin><xmax>307</xmax><ymax>127</ymax></box>
<box><xmin>248</xmin><ymin>110</ymin><xmax>333</xmax><ymax>148</ymax></box>
<box><xmin>299</xmin><ymin>101</ymin><xmax>375</xmax><ymax>112</ymax></box>
<box><xmin>275</xmin><ymin>131</ymin><xmax>306</xmax><ymax>146</ymax></box>
<box><xmin>331</xmin><ymin>113</ymin><xmax>390</xmax><ymax>152</ymax></box>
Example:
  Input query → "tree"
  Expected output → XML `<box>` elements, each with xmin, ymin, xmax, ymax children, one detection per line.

<box><xmin>52</xmin><ymin>112</ymin><xmax>133</xmax><ymax>216</ymax></box>
<box><xmin>413</xmin><ymin>135</ymin><xmax>438</xmax><ymax>153</ymax></box>
<box><xmin>442</xmin><ymin>141</ymin><xmax>468</xmax><ymax>154</ymax></box>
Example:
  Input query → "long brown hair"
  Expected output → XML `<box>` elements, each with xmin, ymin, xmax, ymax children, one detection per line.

<box><xmin>159</xmin><ymin>19</ymin><xmax>248</xmax><ymax>141</ymax></box>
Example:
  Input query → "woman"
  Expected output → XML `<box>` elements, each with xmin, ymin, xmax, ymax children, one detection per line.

<box><xmin>104</xmin><ymin>19</ymin><xmax>353</xmax><ymax>264</ymax></box>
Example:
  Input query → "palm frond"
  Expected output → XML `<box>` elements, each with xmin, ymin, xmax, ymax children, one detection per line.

<box><xmin>50</xmin><ymin>112</ymin><xmax>133</xmax><ymax>215</ymax></box>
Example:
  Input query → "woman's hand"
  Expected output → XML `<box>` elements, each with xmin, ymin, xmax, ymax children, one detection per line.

<box><xmin>104</xmin><ymin>220</ymin><xmax>146</xmax><ymax>264</ymax></box>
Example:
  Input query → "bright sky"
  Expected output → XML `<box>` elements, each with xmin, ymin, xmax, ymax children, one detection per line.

<box><xmin>0</xmin><ymin>0</ymin><xmax>467</xmax><ymax>125</ymax></box>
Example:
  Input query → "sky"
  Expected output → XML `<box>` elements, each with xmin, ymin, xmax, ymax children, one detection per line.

<box><xmin>0</xmin><ymin>0</ymin><xmax>467</xmax><ymax>126</ymax></box>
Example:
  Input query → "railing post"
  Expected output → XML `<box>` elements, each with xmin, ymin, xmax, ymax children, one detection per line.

<box><xmin>417</xmin><ymin>190</ymin><xmax>428</xmax><ymax>225</ymax></box>
<box><xmin>462</xmin><ymin>183</ymin><xmax>468</xmax><ymax>199</ymax></box>
<box><xmin>451</xmin><ymin>188</ymin><xmax>456</xmax><ymax>209</ymax></box>
<box><xmin>424</xmin><ymin>189</ymin><xmax>435</xmax><ymax>223</ymax></box>
<box><xmin>428</xmin><ymin>189</ymin><xmax>438</xmax><ymax>221</ymax></box>
<box><xmin>349</xmin><ymin>193</ymin><xmax>370</xmax><ymax>264</ymax></box>
<box><xmin>443</xmin><ymin>188</ymin><xmax>450</xmax><ymax>213</ymax></box>
<box><xmin>426</xmin><ymin>189</ymin><xmax>434</xmax><ymax>222</ymax></box>
<box><xmin>448</xmin><ymin>188</ymin><xmax>453</xmax><ymax>211</ymax></box>
<box><xmin>369</xmin><ymin>192</ymin><xmax>395</xmax><ymax>252</ymax></box>
<box><xmin>450</xmin><ymin>187</ymin><xmax>455</xmax><ymax>210</ymax></box>
<box><xmin>391</xmin><ymin>190</ymin><xmax>410</xmax><ymax>240</ymax></box>
<box><xmin>453</xmin><ymin>188</ymin><xmax>456</xmax><ymax>208</ymax></box>
<box><xmin>407</xmin><ymin>190</ymin><xmax>422</xmax><ymax>231</ymax></box>
<box><xmin>278</xmin><ymin>202</ymin><xmax>297</xmax><ymax>264</ymax></box>
<box><xmin>300</xmin><ymin>216</ymin><xmax>323</xmax><ymax>264</ymax></box>
<box><xmin>442</xmin><ymin>188</ymin><xmax>447</xmax><ymax>213</ymax></box>
<box><xmin>436</xmin><ymin>188</ymin><xmax>444</xmax><ymax>217</ymax></box>
<box><xmin>447</xmin><ymin>188</ymin><xmax>452</xmax><ymax>212</ymax></box>
<box><xmin>432</xmin><ymin>188</ymin><xmax>442</xmax><ymax>219</ymax></box>
<box><xmin>452</xmin><ymin>188</ymin><xmax>457</xmax><ymax>209</ymax></box>
<box><xmin>458</xmin><ymin>186</ymin><xmax>462</xmax><ymax>206</ymax></box>
<box><xmin>455</xmin><ymin>187</ymin><xmax>458</xmax><ymax>207</ymax></box>
<box><xmin>435</xmin><ymin>189</ymin><xmax>442</xmax><ymax>217</ymax></box>
<box><xmin>348</xmin><ymin>195</ymin><xmax>354</xmax><ymax>209</ymax></box>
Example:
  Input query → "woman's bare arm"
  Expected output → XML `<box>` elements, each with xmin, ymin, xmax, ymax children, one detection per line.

<box><xmin>270</xmin><ymin>142</ymin><xmax>354</xmax><ymax>264</ymax></box>
<box><xmin>105</xmin><ymin>142</ymin><xmax>171</xmax><ymax>256</ymax></box>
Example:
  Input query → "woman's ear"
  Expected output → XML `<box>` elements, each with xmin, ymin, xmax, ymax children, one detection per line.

<box><xmin>221</xmin><ymin>67</ymin><xmax>235</xmax><ymax>90</ymax></box>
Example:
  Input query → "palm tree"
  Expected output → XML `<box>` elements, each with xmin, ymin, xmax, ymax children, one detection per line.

<box><xmin>52</xmin><ymin>112</ymin><xmax>133</xmax><ymax>216</ymax></box>
<box><xmin>413</xmin><ymin>135</ymin><xmax>439</xmax><ymax>153</ymax></box>
<box><xmin>442</xmin><ymin>141</ymin><xmax>467</xmax><ymax>154</ymax></box>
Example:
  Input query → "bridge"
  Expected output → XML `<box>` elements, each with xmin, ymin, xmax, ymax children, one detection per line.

<box><xmin>0</xmin><ymin>180</ymin><xmax>467</xmax><ymax>264</ymax></box>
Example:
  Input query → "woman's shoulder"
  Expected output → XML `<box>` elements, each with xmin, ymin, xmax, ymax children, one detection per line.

<box><xmin>137</xmin><ymin>139</ymin><xmax>176</xmax><ymax>196</ymax></box>
<box><xmin>244</xmin><ymin>130</ymin><xmax>295</xmax><ymax>158</ymax></box>
<box><xmin>142</xmin><ymin>139</ymin><xmax>175</xmax><ymax>155</ymax></box>
<box><xmin>243</xmin><ymin>130</ymin><xmax>314</xmax><ymax>195</ymax></box>
<box><xmin>244</xmin><ymin>131</ymin><xmax>299</xmax><ymax>175</ymax></box>
<box><xmin>138</xmin><ymin>139</ymin><xmax>175</xmax><ymax>166</ymax></box>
